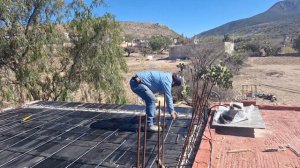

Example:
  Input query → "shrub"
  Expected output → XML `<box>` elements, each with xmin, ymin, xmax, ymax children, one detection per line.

<box><xmin>293</xmin><ymin>36</ymin><xmax>300</xmax><ymax>52</ymax></box>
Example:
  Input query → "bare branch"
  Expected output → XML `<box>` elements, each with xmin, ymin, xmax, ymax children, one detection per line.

<box><xmin>25</xmin><ymin>2</ymin><xmax>42</xmax><ymax>35</ymax></box>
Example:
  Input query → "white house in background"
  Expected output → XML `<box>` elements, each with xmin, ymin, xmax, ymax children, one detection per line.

<box><xmin>193</xmin><ymin>38</ymin><xmax>200</xmax><ymax>44</ymax></box>
<box><xmin>173</xmin><ymin>38</ymin><xmax>178</xmax><ymax>44</ymax></box>
<box><xmin>120</xmin><ymin>38</ymin><xmax>148</xmax><ymax>48</ymax></box>
<box><xmin>224</xmin><ymin>42</ymin><xmax>234</xmax><ymax>54</ymax></box>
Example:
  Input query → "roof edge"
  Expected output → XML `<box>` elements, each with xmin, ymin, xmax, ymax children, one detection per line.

<box><xmin>0</xmin><ymin>100</ymin><xmax>41</xmax><ymax>113</ymax></box>
<box><xmin>257</xmin><ymin>104</ymin><xmax>300</xmax><ymax>111</ymax></box>
<box><xmin>192</xmin><ymin>111</ymin><xmax>215</xmax><ymax>168</ymax></box>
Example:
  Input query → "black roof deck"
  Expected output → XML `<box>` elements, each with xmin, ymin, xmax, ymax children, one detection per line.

<box><xmin>0</xmin><ymin>101</ymin><xmax>193</xmax><ymax>168</ymax></box>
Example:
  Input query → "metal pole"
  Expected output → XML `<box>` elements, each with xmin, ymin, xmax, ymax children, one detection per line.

<box><xmin>149</xmin><ymin>119</ymin><xmax>174</xmax><ymax>168</ymax></box>
<box><xmin>137</xmin><ymin>113</ymin><xmax>142</xmax><ymax>168</ymax></box>
<box><xmin>162</xmin><ymin>94</ymin><xmax>166</xmax><ymax>164</ymax></box>
<box><xmin>142</xmin><ymin>114</ymin><xmax>147</xmax><ymax>168</ymax></box>
<box><xmin>157</xmin><ymin>101</ymin><xmax>161</xmax><ymax>167</ymax></box>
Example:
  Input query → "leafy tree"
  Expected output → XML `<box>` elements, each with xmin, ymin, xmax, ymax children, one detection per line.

<box><xmin>204</xmin><ymin>65</ymin><xmax>233</xmax><ymax>89</ymax></box>
<box><xmin>124</xmin><ymin>34</ymin><xmax>134</xmax><ymax>43</ymax></box>
<box><xmin>0</xmin><ymin>0</ymin><xmax>128</xmax><ymax>104</ymax></box>
<box><xmin>260</xmin><ymin>41</ymin><xmax>280</xmax><ymax>56</ymax></box>
<box><xmin>124</xmin><ymin>47</ymin><xmax>135</xmax><ymax>57</ymax></box>
<box><xmin>177</xmin><ymin>46</ymin><xmax>234</xmax><ymax>104</ymax></box>
<box><xmin>138</xmin><ymin>43</ymin><xmax>152</xmax><ymax>56</ymax></box>
<box><xmin>235</xmin><ymin>39</ymin><xmax>280</xmax><ymax>56</ymax></box>
<box><xmin>223</xmin><ymin>34</ymin><xmax>232</xmax><ymax>42</ymax></box>
<box><xmin>245</xmin><ymin>43</ymin><xmax>260</xmax><ymax>52</ymax></box>
<box><xmin>176</xmin><ymin>63</ymin><xmax>186</xmax><ymax>73</ymax></box>
<box><xmin>148</xmin><ymin>36</ymin><xmax>172</xmax><ymax>52</ymax></box>
<box><xmin>124</xmin><ymin>34</ymin><xmax>134</xmax><ymax>47</ymax></box>
<box><xmin>293</xmin><ymin>36</ymin><xmax>300</xmax><ymax>52</ymax></box>
<box><xmin>178</xmin><ymin>49</ymin><xmax>233</xmax><ymax>164</ymax></box>
<box><xmin>224</xmin><ymin>52</ymin><xmax>247</xmax><ymax>74</ymax></box>
<box><xmin>176</xmin><ymin>36</ymin><xmax>188</xmax><ymax>45</ymax></box>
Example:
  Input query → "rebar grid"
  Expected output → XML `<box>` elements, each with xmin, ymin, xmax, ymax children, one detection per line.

<box><xmin>157</xmin><ymin>101</ymin><xmax>161</xmax><ymax>167</ymax></box>
<box><xmin>0</xmin><ymin>112</ymin><xmax>106</xmax><ymax>168</ymax></box>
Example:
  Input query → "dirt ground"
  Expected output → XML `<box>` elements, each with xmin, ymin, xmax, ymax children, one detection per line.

<box><xmin>125</xmin><ymin>54</ymin><xmax>300</xmax><ymax>105</ymax></box>
<box><xmin>233</xmin><ymin>56</ymin><xmax>300</xmax><ymax>105</ymax></box>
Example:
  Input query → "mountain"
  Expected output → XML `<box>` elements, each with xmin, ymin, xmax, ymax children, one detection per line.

<box><xmin>119</xmin><ymin>21</ymin><xmax>180</xmax><ymax>39</ymax></box>
<box><xmin>195</xmin><ymin>0</ymin><xmax>300</xmax><ymax>38</ymax></box>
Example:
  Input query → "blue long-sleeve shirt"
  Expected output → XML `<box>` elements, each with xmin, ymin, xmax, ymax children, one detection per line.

<box><xmin>136</xmin><ymin>70</ymin><xmax>174</xmax><ymax>114</ymax></box>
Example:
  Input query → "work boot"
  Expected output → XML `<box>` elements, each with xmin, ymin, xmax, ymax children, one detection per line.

<box><xmin>147</xmin><ymin>125</ymin><xmax>162</xmax><ymax>132</ymax></box>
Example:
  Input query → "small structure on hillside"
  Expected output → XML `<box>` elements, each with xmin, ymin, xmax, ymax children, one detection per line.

<box><xmin>224</xmin><ymin>41</ymin><xmax>234</xmax><ymax>54</ymax></box>
<box><xmin>193</xmin><ymin>38</ymin><xmax>200</xmax><ymax>44</ymax></box>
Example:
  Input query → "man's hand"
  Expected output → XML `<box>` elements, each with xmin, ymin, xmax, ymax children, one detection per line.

<box><xmin>171</xmin><ymin>111</ymin><xmax>178</xmax><ymax>120</ymax></box>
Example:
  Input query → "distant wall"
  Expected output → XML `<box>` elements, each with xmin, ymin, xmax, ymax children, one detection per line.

<box><xmin>169</xmin><ymin>42</ymin><xmax>226</xmax><ymax>60</ymax></box>
<box><xmin>169</xmin><ymin>44</ymin><xmax>193</xmax><ymax>60</ymax></box>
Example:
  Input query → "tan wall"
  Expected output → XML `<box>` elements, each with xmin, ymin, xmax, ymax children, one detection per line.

<box><xmin>169</xmin><ymin>42</ymin><xmax>225</xmax><ymax>60</ymax></box>
<box><xmin>169</xmin><ymin>45</ymin><xmax>192</xmax><ymax>60</ymax></box>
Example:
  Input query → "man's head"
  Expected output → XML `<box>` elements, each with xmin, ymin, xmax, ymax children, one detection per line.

<box><xmin>172</xmin><ymin>73</ymin><xmax>183</xmax><ymax>87</ymax></box>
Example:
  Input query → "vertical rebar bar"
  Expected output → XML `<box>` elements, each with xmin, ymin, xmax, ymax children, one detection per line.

<box><xmin>157</xmin><ymin>101</ymin><xmax>161</xmax><ymax>167</ymax></box>
<box><xmin>162</xmin><ymin>94</ymin><xmax>166</xmax><ymax>164</ymax></box>
<box><xmin>137</xmin><ymin>113</ymin><xmax>142</xmax><ymax>168</ymax></box>
<box><xmin>148</xmin><ymin>119</ymin><xmax>174</xmax><ymax>168</ymax></box>
<box><xmin>142</xmin><ymin>114</ymin><xmax>147</xmax><ymax>168</ymax></box>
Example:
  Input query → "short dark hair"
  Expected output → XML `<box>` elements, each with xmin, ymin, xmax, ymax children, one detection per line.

<box><xmin>172</xmin><ymin>73</ymin><xmax>183</xmax><ymax>87</ymax></box>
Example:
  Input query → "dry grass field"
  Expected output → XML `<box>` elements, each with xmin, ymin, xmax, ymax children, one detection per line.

<box><xmin>125</xmin><ymin>54</ymin><xmax>300</xmax><ymax>105</ymax></box>
<box><xmin>2</xmin><ymin>54</ymin><xmax>299</xmax><ymax>109</ymax></box>
<box><xmin>233</xmin><ymin>56</ymin><xmax>300</xmax><ymax>105</ymax></box>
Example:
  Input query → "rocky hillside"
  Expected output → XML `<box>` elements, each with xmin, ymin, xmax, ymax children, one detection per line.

<box><xmin>195</xmin><ymin>0</ymin><xmax>300</xmax><ymax>39</ymax></box>
<box><xmin>119</xmin><ymin>21</ymin><xmax>180</xmax><ymax>39</ymax></box>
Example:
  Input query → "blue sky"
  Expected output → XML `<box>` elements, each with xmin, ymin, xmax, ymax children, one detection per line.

<box><xmin>96</xmin><ymin>0</ymin><xmax>281</xmax><ymax>37</ymax></box>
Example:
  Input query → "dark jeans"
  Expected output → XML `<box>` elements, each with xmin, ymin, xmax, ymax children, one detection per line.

<box><xmin>130</xmin><ymin>77</ymin><xmax>156</xmax><ymax>126</ymax></box>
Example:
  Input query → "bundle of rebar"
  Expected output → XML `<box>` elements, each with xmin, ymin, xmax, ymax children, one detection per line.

<box><xmin>177</xmin><ymin>77</ymin><xmax>215</xmax><ymax>167</ymax></box>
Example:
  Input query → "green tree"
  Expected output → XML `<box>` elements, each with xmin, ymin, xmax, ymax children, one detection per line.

<box><xmin>148</xmin><ymin>36</ymin><xmax>172</xmax><ymax>52</ymax></box>
<box><xmin>0</xmin><ymin>0</ymin><xmax>128</xmax><ymax>104</ymax></box>
<box><xmin>293</xmin><ymin>36</ymin><xmax>300</xmax><ymax>52</ymax></box>
<box><xmin>224</xmin><ymin>52</ymin><xmax>247</xmax><ymax>74</ymax></box>
<box><xmin>124</xmin><ymin>34</ymin><xmax>134</xmax><ymax>47</ymax></box>
<box><xmin>124</xmin><ymin>34</ymin><xmax>134</xmax><ymax>43</ymax></box>
<box><xmin>176</xmin><ymin>63</ymin><xmax>186</xmax><ymax>73</ymax></box>
<box><xmin>124</xmin><ymin>47</ymin><xmax>135</xmax><ymax>57</ymax></box>
<box><xmin>261</xmin><ymin>40</ymin><xmax>280</xmax><ymax>56</ymax></box>
<box><xmin>223</xmin><ymin>34</ymin><xmax>232</xmax><ymax>42</ymax></box>
<box><xmin>176</xmin><ymin>36</ymin><xmax>188</xmax><ymax>45</ymax></box>
<box><xmin>138</xmin><ymin>43</ymin><xmax>152</xmax><ymax>56</ymax></box>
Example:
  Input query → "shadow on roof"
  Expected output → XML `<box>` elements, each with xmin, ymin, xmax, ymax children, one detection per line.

<box><xmin>215</xmin><ymin>127</ymin><xmax>255</xmax><ymax>138</ymax></box>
